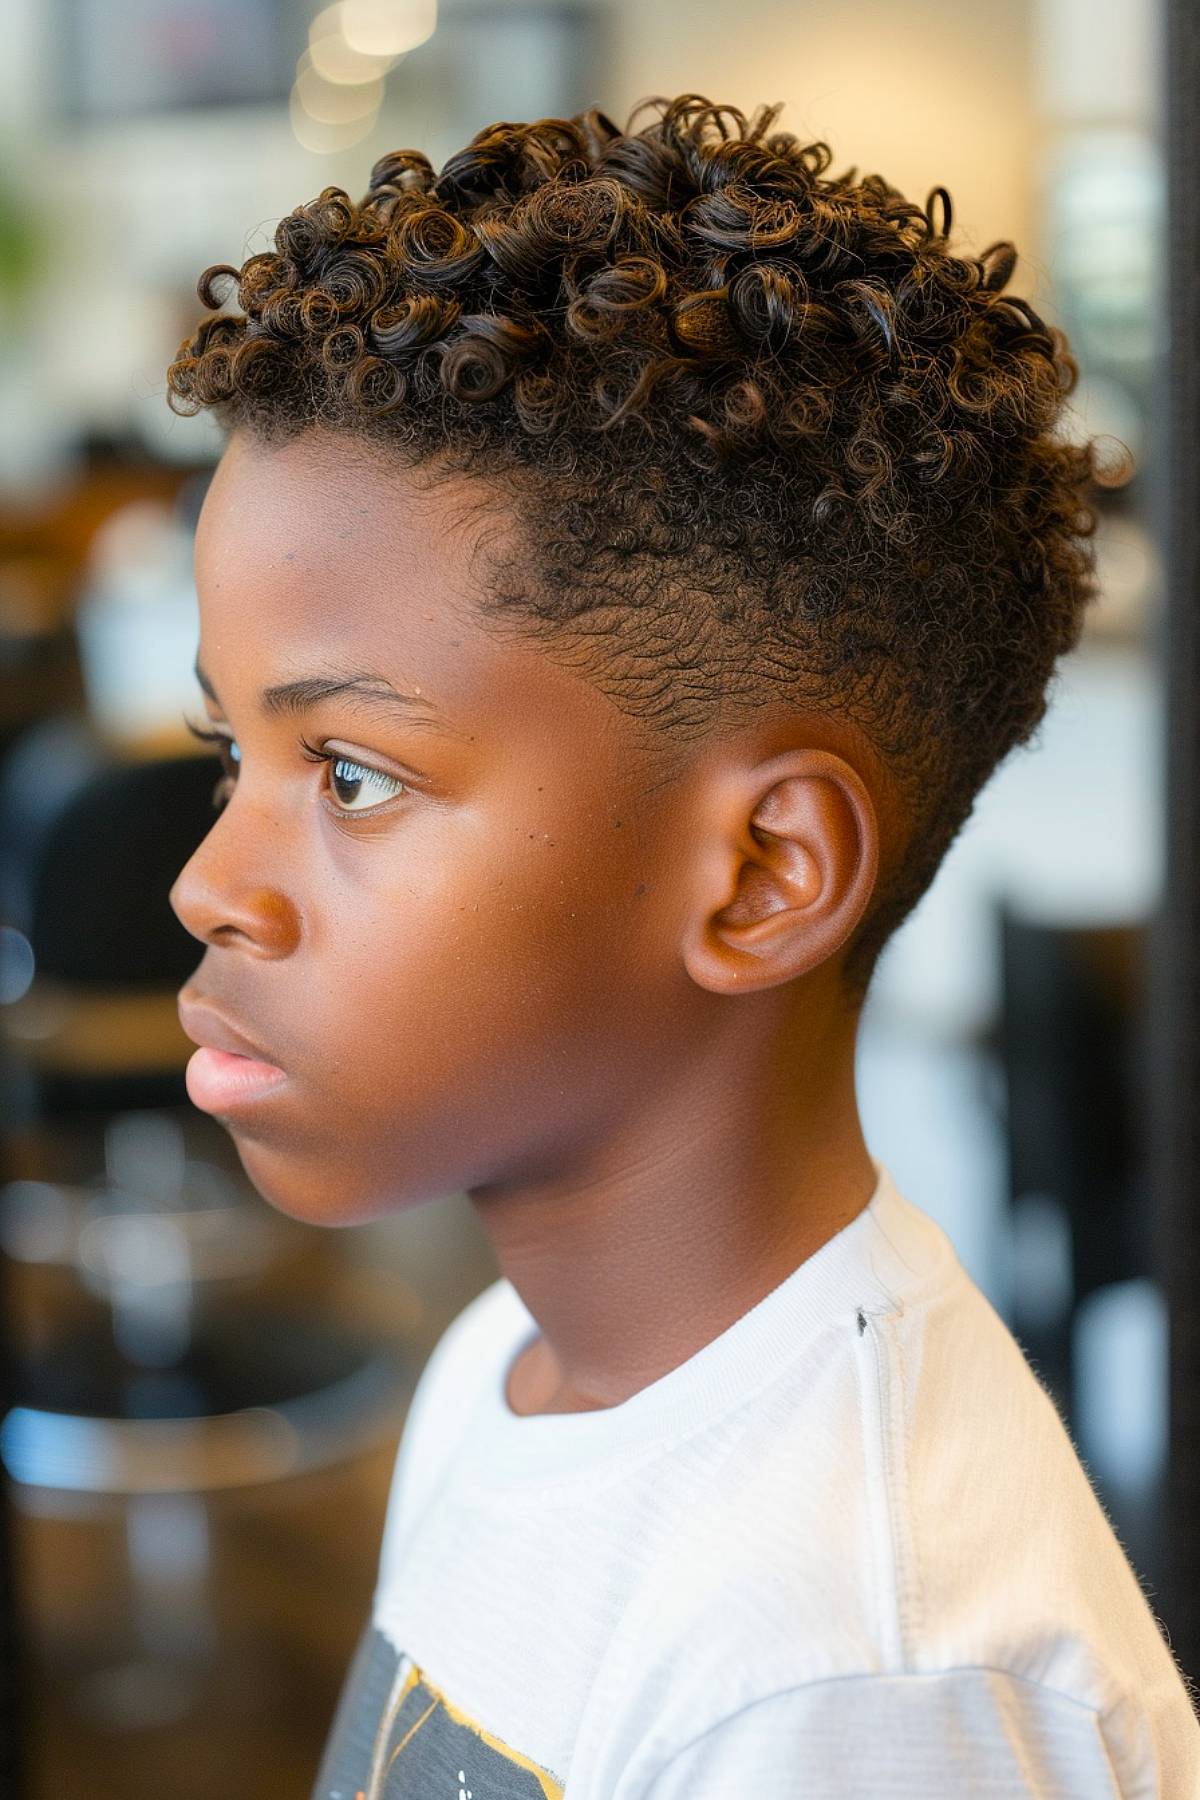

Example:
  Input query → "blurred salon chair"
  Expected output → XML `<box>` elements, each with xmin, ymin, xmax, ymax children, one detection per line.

<box><xmin>0</xmin><ymin>714</ymin><xmax>418</xmax><ymax>1727</ymax></box>
<box><xmin>996</xmin><ymin>903</ymin><xmax>1164</xmax><ymax>1582</ymax></box>
<box><xmin>0</xmin><ymin>711</ymin><xmax>219</xmax><ymax>1119</ymax></box>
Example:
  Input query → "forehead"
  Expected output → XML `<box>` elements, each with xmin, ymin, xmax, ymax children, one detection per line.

<box><xmin>195</xmin><ymin>429</ymin><xmax>486</xmax><ymax>614</ymax></box>
<box><xmin>191</xmin><ymin>429</ymin><xmax>630</xmax><ymax>750</ymax></box>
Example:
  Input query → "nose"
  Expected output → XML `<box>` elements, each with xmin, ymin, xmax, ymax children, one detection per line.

<box><xmin>169</xmin><ymin>817</ymin><xmax>300</xmax><ymax>956</ymax></box>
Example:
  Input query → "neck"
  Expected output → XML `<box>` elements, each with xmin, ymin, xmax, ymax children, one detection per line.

<box><xmin>466</xmin><ymin>983</ymin><xmax>875</xmax><ymax>1415</ymax></box>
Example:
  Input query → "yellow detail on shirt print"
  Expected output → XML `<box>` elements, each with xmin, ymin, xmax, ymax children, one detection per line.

<box><xmin>361</xmin><ymin>1655</ymin><xmax>564</xmax><ymax>1798</ymax></box>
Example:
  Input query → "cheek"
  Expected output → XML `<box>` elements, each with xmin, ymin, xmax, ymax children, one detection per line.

<box><xmin>310</xmin><ymin>817</ymin><xmax>652</xmax><ymax>1090</ymax></box>
<box><xmin>309</xmin><ymin>864</ymin><xmax>577</xmax><ymax>1075</ymax></box>
<box><xmin>217</xmin><ymin>835</ymin><xmax>673</xmax><ymax>1225</ymax></box>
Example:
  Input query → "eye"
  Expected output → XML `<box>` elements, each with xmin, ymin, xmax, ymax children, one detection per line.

<box><xmin>298</xmin><ymin>736</ymin><xmax>410</xmax><ymax>815</ymax></box>
<box><xmin>182</xmin><ymin>716</ymin><xmax>240</xmax><ymax>811</ymax></box>
<box><xmin>180</xmin><ymin>715</ymin><xmax>409</xmax><ymax>818</ymax></box>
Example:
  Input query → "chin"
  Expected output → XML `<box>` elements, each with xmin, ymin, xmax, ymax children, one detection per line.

<box><xmin>226</xmin><ymin>1135</ymin><xmax>368</xmax><ymax>1228</ymax></box>
<box><xmin>228</xmin><ymin>1131</ymin><xmax>439</xmax><ymax>1228</ymax></box>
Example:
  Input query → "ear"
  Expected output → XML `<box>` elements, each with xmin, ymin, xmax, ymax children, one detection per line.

<box><xmin>681</xmin><ymin>747</ymin><xmax>880</xmax><ymax>995</ymax></box>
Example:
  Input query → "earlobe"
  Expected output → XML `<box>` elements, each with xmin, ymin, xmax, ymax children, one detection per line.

<box><xmin>684</xmin><ymin>749</ymin><xmax>879</xmax><ymax>995</ymax></box>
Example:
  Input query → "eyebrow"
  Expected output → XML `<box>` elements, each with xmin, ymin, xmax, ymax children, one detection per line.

<box><xmin>193</xmin><ymin>658</ymin><xmax>462</xmax><ymax>736</ymax></box>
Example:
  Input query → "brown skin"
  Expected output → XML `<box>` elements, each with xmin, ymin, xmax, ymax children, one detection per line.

<box><xmin>169</xmin><ymin>427</ymin><xmax>899</xmax><ymax>1417</ymax></box>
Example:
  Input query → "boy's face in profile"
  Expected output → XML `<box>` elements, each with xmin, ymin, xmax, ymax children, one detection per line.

<box><xmin>170</xmin><ymin>428</ymin><xmax>705</xmax><ymax>1226</ymax></box>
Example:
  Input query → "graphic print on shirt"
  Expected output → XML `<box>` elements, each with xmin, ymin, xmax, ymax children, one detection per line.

<box><xmin>313</xmin><ymin>1623</ymin><xmax>564</xmax><ymax>1800</ymax></box>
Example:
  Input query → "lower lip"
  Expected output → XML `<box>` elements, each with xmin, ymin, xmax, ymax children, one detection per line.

<box><xmin>185</xmin><ymin>1046</ymin><xmax>289</xmax><ymax>1114</ymax></box>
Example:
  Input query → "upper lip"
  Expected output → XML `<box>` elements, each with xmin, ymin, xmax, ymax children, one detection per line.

<box><xmin>177</xmin><ymin>993</ymin><xmax>282</xmax><ymax>1067</ymax></box>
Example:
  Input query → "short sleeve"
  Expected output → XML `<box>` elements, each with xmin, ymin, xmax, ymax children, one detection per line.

<box><xmin>641</xmin><ymin>1667</ymin><xmax>1122</xmax><ymax>1799</ymax></box>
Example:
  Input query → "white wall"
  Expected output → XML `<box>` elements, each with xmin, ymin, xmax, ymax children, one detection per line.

<box><xmin>607</xmin><ymin>0</ymin><xmax>1044</xmax><ymax>305</ymax></box>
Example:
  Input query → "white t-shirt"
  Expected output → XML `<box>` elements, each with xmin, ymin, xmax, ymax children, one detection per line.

<box><xmin>312</xmin><ymin>1157</ymin><xmax>1200</xmax><ymax>1798</ymax></box>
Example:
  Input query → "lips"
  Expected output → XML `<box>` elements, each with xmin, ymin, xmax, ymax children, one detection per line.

<box><xmin>177</xmin><ymin>991</ymin><xmax>289</xmax><ymax>1117</ymax></box>
<box><xmin>177</xmin><ymin>992</ymin><xmax>282</xmax><ymax>1068</ymax></box>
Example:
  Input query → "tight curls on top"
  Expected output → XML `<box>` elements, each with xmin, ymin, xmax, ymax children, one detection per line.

<box><xmin>166</xmin><ymin>93</ymin><xmax>1114</xmax><ymax>1005</ymax></box>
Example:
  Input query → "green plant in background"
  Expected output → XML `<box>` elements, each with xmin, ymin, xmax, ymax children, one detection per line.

<box><xmin>0</xmin><ymin>156</ymin><xmax>47</xmax><ymax>337</ymax></box>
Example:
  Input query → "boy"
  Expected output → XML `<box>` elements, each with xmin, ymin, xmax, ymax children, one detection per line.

<box><xmin>165</xmin><ymin>95</ymin><xmax>1200</xmax><ymax>1796</ymax></box>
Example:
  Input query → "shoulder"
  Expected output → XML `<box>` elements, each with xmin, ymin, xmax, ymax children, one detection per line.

<box><xmin>375</xmin><ymin>1276</ymin><xmax>526</xmax><ymax>1584</ymax></box>
<box><xmin>419</xmin><ymin>1274</ymin><xmax>527</xmax><ymax>1392</ymax></box>
<box><xmin>598</xmin><ymin>1230</ymin><xmax>1187</xmax><ymax>1740</ymax></box>
<box><xmin>408</xmin><ymin>1270</ymin><xmax>528</xmax><ymax>1438</ymax></box>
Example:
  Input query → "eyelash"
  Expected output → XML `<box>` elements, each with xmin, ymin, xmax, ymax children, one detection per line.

<box><xmin>181</xmin><ymin>718</ymin><xmax>410</xmax><ymax>819</ymax></box>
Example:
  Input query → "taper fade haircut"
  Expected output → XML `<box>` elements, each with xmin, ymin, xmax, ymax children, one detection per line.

<box><xmin>166</xmin><ymin>94</ymin><xmax>1116</xmax><ymax>1005</ymax></box>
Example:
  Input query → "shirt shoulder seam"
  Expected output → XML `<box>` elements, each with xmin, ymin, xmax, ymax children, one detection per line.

<box><xmin>648</xmin><ymin>1662</ymin><xmax>1109</xmax><ymax>1782</ymax></box>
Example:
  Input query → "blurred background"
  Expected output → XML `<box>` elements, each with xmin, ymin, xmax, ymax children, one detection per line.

<box><xmin>0</xmin><ymin>0</ymin><xmax>1185</xmax><ymax>1793</ymax></box>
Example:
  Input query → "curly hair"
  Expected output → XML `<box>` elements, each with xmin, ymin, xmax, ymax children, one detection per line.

<box><xmin>166</xmin><ymin>93</ymin><xmax>1112</xmax><ymax>1007</ymax></box>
